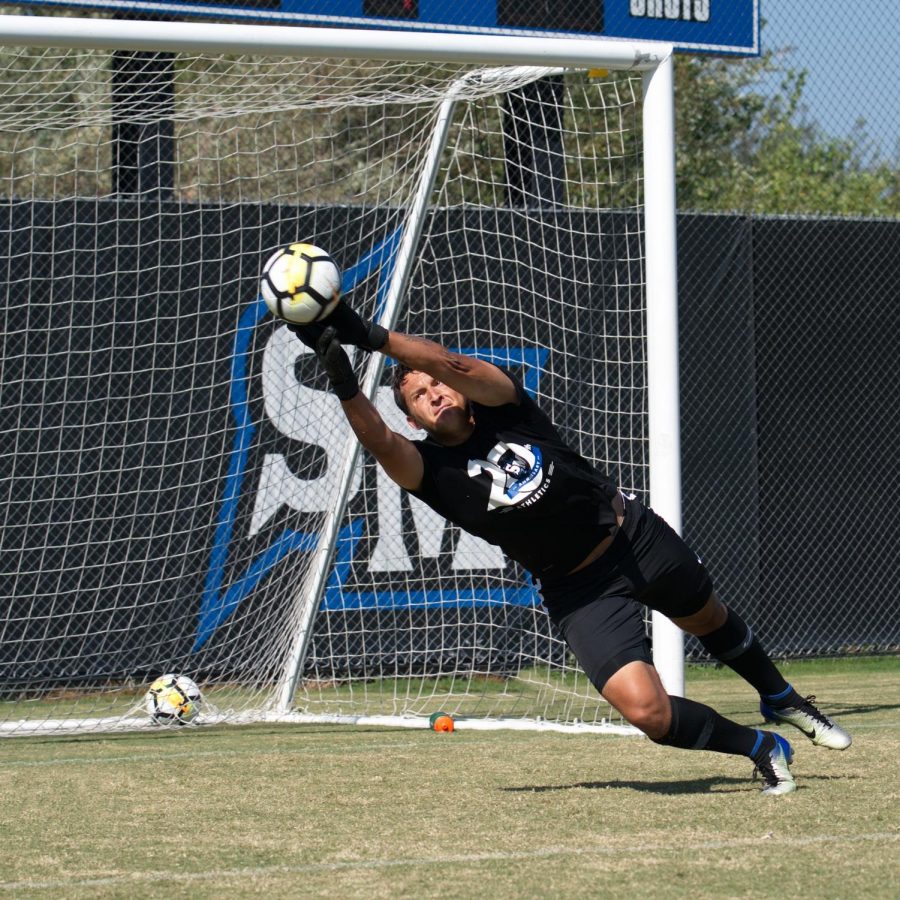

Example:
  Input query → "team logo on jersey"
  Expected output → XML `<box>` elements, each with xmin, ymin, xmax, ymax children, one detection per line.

<box><xmin>468</xmin><ymin>441</ymin><xmax>550</xmax><ymax>510</ymax></box>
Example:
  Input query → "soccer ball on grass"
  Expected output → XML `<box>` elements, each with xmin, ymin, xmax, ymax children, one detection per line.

<box><xmin>145</xmin><ymin>674</ymin><xmax>202</xmax><ymax>725</ymax></box>
<box><xmin>260</xmin><ymin>242</ymin><xmax>341</xmax><ymax>324</ymax></box>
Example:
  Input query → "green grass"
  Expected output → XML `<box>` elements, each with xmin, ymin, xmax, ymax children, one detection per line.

<box><xmin>0</xmin><ymin>657</ymin><xmax>897</xmax><ymax>898</ymax></box>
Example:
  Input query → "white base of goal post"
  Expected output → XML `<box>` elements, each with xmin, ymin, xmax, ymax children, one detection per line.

<box><xmin>279</xmin><ymin>714</ymin><xmax>643</xmax><ymax>736</ymax></box>
<box><xmin>0</xmin><ymin>713</ymin><xmax>642</xmax><ymax>738</ymax></box>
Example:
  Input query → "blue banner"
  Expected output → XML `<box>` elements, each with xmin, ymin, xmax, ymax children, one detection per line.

<box><xmin>16</xmin><ymin>0</ymin><xmax>758</xmax><ymax>54</ymax></box>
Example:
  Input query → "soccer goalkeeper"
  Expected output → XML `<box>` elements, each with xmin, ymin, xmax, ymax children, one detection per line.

<box><xmin>287</xmin><ymin>302</ymin><xmax>851</xmax><ymax>795</ymax></box>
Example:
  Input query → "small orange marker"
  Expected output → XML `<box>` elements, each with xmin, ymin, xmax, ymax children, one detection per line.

<box><xmin>429</xmin><ymin>711</ymin><xmax>455</xmax><ymax>732</ymax></box>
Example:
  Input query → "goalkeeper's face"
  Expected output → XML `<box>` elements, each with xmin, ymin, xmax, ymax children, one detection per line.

<box><xmin>400</xmin><ymin>371</ymin><xmax>474</xmax><ymax>444</ymax></box>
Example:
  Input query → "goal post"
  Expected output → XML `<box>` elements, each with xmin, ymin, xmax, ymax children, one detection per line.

<box><xmin>0</xmin><ymin>14</ymin><xmax>683</xmax><ymax>736</ymax></box>
<box><xmin>642</xmin><ymin>55</ymin><xmax>686</xmax><ymax>698</ymax></box>
<box><xmin>273</xmin><ymin>71</ymin><xmax>464</xmax><ymax>714</ymax></box>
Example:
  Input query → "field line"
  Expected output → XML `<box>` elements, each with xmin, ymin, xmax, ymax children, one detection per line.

<box><xmin>2</xmin><ymin>831</ymin><xmax>897</xmax><ymax>892</ymax></box>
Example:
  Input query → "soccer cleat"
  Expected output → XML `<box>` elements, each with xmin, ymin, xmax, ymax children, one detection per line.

<box><xmin>760</xmin><ymin>694</ymin><xmax>852</xmax><ymax>750</ymax></box>
<box><xmin>752</xmin><ymin>732</ymin><xmax>796</xmax><ymax>796</ymax></box>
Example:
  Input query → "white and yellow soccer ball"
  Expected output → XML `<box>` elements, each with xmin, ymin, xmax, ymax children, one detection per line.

<box><xmin>145</xmin><ymin>674</ymin><xmax>202</xmax><ymax>725</ymax></box>
<box><xmin>260</xmin><ymin>242</ymin><xmax>341</xmax><ymax>324</ymax></box>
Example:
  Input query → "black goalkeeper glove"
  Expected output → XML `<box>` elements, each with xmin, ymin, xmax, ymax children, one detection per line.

<box><xmin>315</xmin><ymin>327</ymin><xmax>359</xmax><ymax>402</ymax></box>
<box><xmin>325</xmin><ymin>301</ymin><xmax>388</xmax><ymax>352</ymax></box>
<box><xmin>286</xmin><ymin>301</ymin><xmax>387</xmax><ymax>354</ymax></box>
<box><xmin>286</xmin><ymin>319</ymin><xmax>327</xmax><ymax>352</ymax></box>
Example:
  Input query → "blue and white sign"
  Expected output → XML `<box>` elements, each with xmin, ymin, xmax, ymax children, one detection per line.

<box><xmin>194</xmin><ymin>297</ymin><xmax>549</xmax><ymax>650</ymax></box>
<box><xmin>17</xmin><ymin>0</ymin><xmax>759</xmax><ymax>54</ymax></box>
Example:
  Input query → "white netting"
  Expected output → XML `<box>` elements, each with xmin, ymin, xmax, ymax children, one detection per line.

<box><xmin>0</xmin><ymin>35</ymin><xmax>649</xmax><ymax>735</ymax></box>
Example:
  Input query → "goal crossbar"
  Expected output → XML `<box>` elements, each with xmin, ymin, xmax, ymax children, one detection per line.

<box><xmin>0</xmin><ymin>14</ymin><xmax>669</xmax><ymax>70</ymax></box>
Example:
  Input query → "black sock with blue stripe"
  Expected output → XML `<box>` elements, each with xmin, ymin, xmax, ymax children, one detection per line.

<box><xmin>699</xmin><ymin>609</ymin><xmax>803</xmax><ymax>707</ymax></box>
<box><xmin>760</xmin><ymin>683</ymin><xmax>805</xmax><ymax>711</ymax></box>
<box><xmin>651</xmin><ymin>695</ymin><xmax>776</xmax><ymax>763</ymax></box>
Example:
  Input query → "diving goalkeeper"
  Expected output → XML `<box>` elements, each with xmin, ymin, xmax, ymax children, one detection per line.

<box><xmin>286</xmin><ymin>302</ymin><xmax>851</xmax><ymax>796</ymax></box>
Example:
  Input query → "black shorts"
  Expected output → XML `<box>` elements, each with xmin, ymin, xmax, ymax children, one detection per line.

<box><xmin>539</xmin><ymin>496</ymin><xmax>713</xmax><ymax>692</ymax></box>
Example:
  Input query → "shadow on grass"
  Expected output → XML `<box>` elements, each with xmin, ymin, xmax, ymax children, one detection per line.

<box><xmin>828</xmin><ymin>702</ymin><xmax>900</xmax><ymax>715</ymax></box>
<box><xmin>502</xmin><ymin>773</ymin><xmax>856</xmax><ymax>795</ymax></box>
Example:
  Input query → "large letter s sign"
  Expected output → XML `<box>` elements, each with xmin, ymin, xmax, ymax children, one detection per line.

<box><xmin>250</xmin><ymin>326</ymin><xmax>362</xmax><ymax>536</ymax></box>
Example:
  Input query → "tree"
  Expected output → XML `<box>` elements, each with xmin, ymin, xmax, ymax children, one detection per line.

<box><xmin>674</xmin><ymin>51</ymin><xmax>898</xmax><ymax>217</ymax></box>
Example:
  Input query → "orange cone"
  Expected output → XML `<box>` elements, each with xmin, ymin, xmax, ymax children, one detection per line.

<box><xmin>430</xmin><ymin>713</ymin><xmax>455</xmax><ymax>732</ymax></box>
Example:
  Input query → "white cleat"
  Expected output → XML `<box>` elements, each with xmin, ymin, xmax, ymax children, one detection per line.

<box><xmin>753</xmin><ymin>732</ymin><xmax>796</xmax><ymax>796</ymax></box>
<box><xmin>760</xmin><ymin>695</ymin><xmax>852</xmax><ymax>750</ymax></box>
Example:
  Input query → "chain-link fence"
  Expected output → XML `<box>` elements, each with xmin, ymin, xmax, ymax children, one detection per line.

<box><xmin>678</xmin><ymin>214</ymin><xmax>899</xmax><ymax>659</ymax></box>
<box><xmin>759</xmin><ymin>1</ymin><xmax>897</xmax><ymax>172</ymax></box>
<box><xmin>674</xmin><ymin>2</ymin><xmax>898</xmax><ymax>658</ymax></box>
<box><xmin>672</xmin><ymin>1</ymin><xmax>897</xmax><ymax>218</ymax></box>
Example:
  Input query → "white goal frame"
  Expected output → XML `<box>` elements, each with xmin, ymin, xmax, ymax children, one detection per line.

<box><xmin>0</xmin><ymin>14</ymin><xmax>685</xmax><ymax>728</ymax></box>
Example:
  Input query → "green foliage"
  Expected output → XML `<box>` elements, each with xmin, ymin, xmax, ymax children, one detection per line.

<box><xmin>0</xmin><ymin>22</ymin><xmax>894</xmax><ymax>217</ymax></box>
<box><xmin>674</xmin><ymin>51</ymin><xmax>898</xmax><ymax>216</ymax></box>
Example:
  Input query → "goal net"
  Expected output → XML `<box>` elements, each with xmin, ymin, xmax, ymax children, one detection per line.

<box><xmin>0</xmin><ymin>17</ymin><xmax>677</xmax><ymax>735</ymax></box>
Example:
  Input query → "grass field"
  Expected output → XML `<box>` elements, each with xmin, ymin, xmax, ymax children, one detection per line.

<box><xmin>0</xmin><ymin>658</ymin><xmax>897</xmax><ymax>898</ymax></box>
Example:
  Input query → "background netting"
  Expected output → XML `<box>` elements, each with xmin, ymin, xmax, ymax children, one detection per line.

<box><xmin>0</xmin><ymin>44</ymin><xmax>653</xmax><ymax>733</ymax></box>
<box><xmin>678</xmin><ymin>214</ymin><xmax>899</xmax><ymax>660</ymax></box>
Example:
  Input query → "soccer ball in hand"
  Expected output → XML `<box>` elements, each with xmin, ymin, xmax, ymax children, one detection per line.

<box><xmin>145</xmin><ymin>674</ymin><xmax>202</xmax><ymax>725</ymax></box>
<box><xmin>260</xmin><ymin>242</ymin><xmax>341</xmax><ymax>324</ymax></box>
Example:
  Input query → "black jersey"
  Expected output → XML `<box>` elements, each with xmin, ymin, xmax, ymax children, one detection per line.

<box><xmin>409</xmin><ymin>373</ymin><xmax>619</xmax><ymax>579</ymax></box>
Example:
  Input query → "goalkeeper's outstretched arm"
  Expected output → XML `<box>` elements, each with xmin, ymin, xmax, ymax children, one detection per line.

<box><xmin>381</xmin><ymin>331</ymin><xmax>518</xmax><ymax>408</ymax></box>
<box><xmin>286</xmin><ymin>301</ymin><xmax>515</xmax><ymax>483</ymax></box>
<box><xmin>313</xmin><ymin>326</ymin><xmax>424</xmax><ymax>491</ymax></box>
<box><xmin>290</xmin><ymin>300</ymin><xmax>516</xmax><ymax>408</ymax></box>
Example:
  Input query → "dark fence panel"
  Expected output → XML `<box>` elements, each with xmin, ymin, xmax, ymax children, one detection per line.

<box><xmin>1</xmin><ymin>202</ymin><xmax>896</xmax><ymax>686</ymax></box>
<box><xmin>679</xmin><ymin>215</ymin><xmax>900</xmax><ymax>658</ymax></box>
